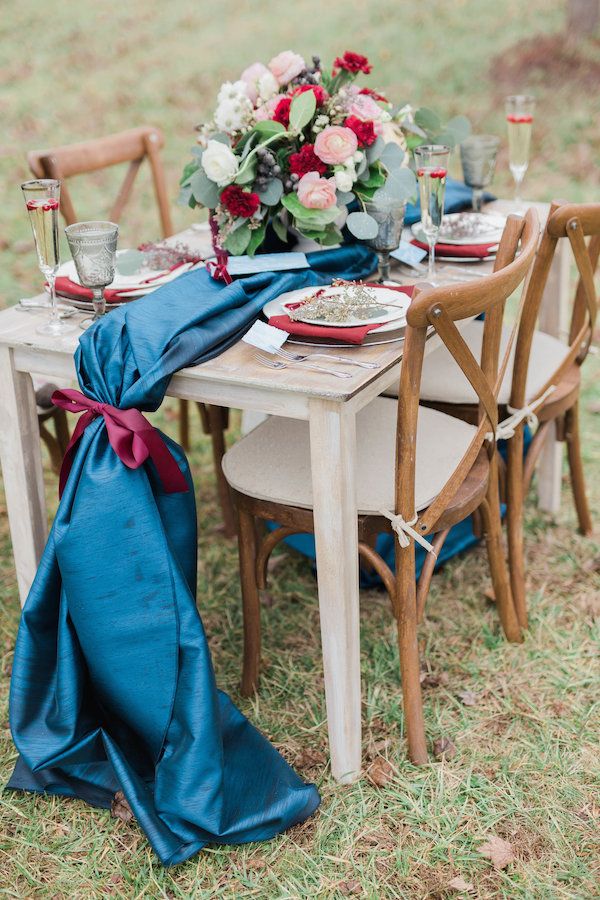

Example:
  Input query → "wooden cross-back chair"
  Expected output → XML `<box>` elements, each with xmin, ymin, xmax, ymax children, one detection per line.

<box><xmin>27</xmin><ymin>126</ymin><xmax>236</xmax><ymax>535</ymax></box>
<box><xmin>221</xmin><ymin>208</ymin><xmax>539</xmax><ymax>764</ymax></box>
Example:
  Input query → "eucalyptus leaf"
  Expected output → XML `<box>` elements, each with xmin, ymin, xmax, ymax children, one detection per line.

<box><xmin>289</xmin><ymin>90</ymin><xmax>317</xmax><ymax>133</ymax></box>
<box><xmin>445</xmin><ymin>115</ymin><xmax>471</xmax><ymax>144</ymax></box>
<box><xmin>252</xmin><ymin>120</ymin><xmax>286</xmax><ymax>138</ymax></box>
<box><xmin>223</xmin><ymin>222</ymin><xmax>251</xmax><ymax>255</ymax></box>
<box><xmin>379</xmin><ymin>142</ymin><xmax>405</xmax><ymax>170</ymax></box>
<box><xmin>366</xmin><ymin>136</ymin><xmax>385</xmax><ymax>164</ymax></box>
<box><xmin>281</xmin><ymin>192</ymin><xmax>340</xmax><ymax>226</ymax></box>
<box><xmin>257</xmin><ymin>178</ymin><xmax>283</xmax><ymax>205</ymax></box>
<box><xmin>357</xmin><ymin>165</ymin><xmax>386</xmax><ymax>189</ymax></box>
<box><xmin>355</xmin><ymin>152</ymin><xmax>369</xmax><ymax>178</ymax></box>
<box><xmin>235</xmin><ymin>158</ymin><xmax>257</xmax><ymax>185</ymax></box>
<box><xmin>346</xmin><ymin>211</ymin><xmax>379</xmax><ymax>240</ymax></box>
<box><xmin>374</xmin><ymin>167</ymin><xmax>416</xmax><ymax>202</ymax></box>
<box><xmin>246</xmin><ymin>223</ymin><xmax>267</xmax><ymax>256</ymax></box>
<box><xmin>190</xmin><ymin>168</ymin><xmax>221</xmax><ymax>208</ymax></box>
<box><xmin>414</xmin><ymin>107</ymin><xmax>442</xmax><ymax>135</ymax></box>
<box><xmin>190</xmin><ymin>146</ymin><xmax>204</xmax><ymax>159</ymax></box>
<box><xmin>177</xmin><ymin>185</ymin><xmax>194</xmax><ymax>207</ymax></box>
<box><xmin>336</xmin><ymin>190</ymin><xmax>355</xmax><ymax>205</ymax></box>
<box><xmin>211</xmin><ymin>132</ymin><xmax>231</xmax><ymax>146</ymax></box>
<box><xmin>180</xmin><ymin>160</ymin><xmax>199</xmax><ymax>186</ymax></box>
<box><xmin>272</xmin><ymin>214</ymin><xmax>289</xmax><ymax>243</ymax></box>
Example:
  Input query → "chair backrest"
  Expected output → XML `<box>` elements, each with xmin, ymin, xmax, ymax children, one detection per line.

<box><xmin>396</xmin><ymin>208</ymin><xmax>540</xmax><ymax>539</ymax></box>
<box><xmin>27</xmin><ymin>125</ymin><xmax>173</xmax><ymax>238</ymax></box>
<box><xmin>510</xmin><ymin>201</ymin><xmax>600</xmax><ymax>410</ymax></box>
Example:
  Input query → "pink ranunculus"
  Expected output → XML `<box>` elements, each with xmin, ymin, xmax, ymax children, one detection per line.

<box><xmin>314</xmin><ymin>126</ymin><xmax>358</xmax><ymax>165</ymax></box>
<box><xmin>240</xmin><ymin>62</ymin><xmax>270</xmax><ymax>104</ymax></box>
<box><xmin>346</xmin><ymin>93</ymin><xmax>385</xmax><ymax>134</ymax></box>
<box><xmin>254</xmin><ymin>96</ymin><xmax>279</xmax><ymax>121</ymax></box>
<box><xmin>268</xmin><ymin>50</ymin><xmax>306</xmax><ymax>85</ymax></box>
<box><xmin>297</xmin><ymin>171</ymin><xmax>338</xmax><ymax>209</ymax></box>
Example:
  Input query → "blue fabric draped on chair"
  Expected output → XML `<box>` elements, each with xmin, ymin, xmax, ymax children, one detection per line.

<box><xmin>6</xmin><ymin>245</ymin><xmax>376</xmax><ymax>867</ymax></box>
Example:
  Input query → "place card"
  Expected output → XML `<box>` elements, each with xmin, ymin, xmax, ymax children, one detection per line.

<box><xmin>391</xmin><ymin>241</ymin><xmax>428</xmax><ymax>267</ymax></box>
<box><xmin>242</xmin><ymin>320</ymin><xmax>288</xmax><ymax>352</ymax></box>
<box><xmin>226</xmin><ymin>252</ymin><xmax>309</xmax><ymax>276</ymax></box>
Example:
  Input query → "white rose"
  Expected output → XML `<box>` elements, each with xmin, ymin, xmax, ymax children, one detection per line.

<box><xmin>201</xmin><ymin>140</ymin><xmax>239</xmax><ymax>186</ymax></box>
<box><xmin>257</xmin><ymin>71</ymin><xmax>279</xmax><ymax>102</ymax></box>
<box><xmin>334</xmin><ymin>168</ymin><xmax>354</xmax><ymax>193</ymax></box>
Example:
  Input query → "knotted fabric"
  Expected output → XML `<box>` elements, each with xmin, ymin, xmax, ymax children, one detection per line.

<box><xmin>486</xmin><ymin>384</ymin><xmax>557</xmax><ymax>442</ymax></box>
<box><xmin>7</xmin><ymin>245</ymin><xmax>377</xmax><ymax>866</ymax></box>
<box><xmin>379</xmin><ymin>509</ymin><xmax>438</xmax><ymax>557</ymax></box>
<box><xmin>52</xmin><ymin>388</ymin><xmax>189</xmax><ymax>498</ymax></box>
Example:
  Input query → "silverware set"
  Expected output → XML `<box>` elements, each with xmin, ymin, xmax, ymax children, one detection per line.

<box><xmin>253</xmin><ymin>346</ymin><xmax>380</xmax><ymax>379</ymax></box>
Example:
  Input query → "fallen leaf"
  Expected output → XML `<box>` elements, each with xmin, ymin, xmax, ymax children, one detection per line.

<box><xmin>294</xmin><ymin>747</ymin><xmax>326</xmax><ymax>770</ymax></box>
<box><xmin>337</xmin><ymin>879</ymin><xmax>363</xmax><ymax>896</ymax></box>
<box><xmin>366</xmin><ymin>756</ymin><xmax>396</xmax><ymax>787</ymax></box>
<box><xmin>448</xmin><ymin>875</ymin><xmax>475</xmax><ymax>893</ymax></box>
<box><xmin>457</xmin><ymin>690</ymin><xmax>479</xmax><ymax>707</ymax></box>
<box><xmin>111</xmin><ymin>791</ymin><xmax>134</xmax><ymax>824</ymax></box>
<box><xmin>362</xmin><ymin>828</ymin><xmax>398</xmax><ymax>851</ymax></box>
<box><xmin>433</xmin><ymin>736</ymin><xmax>457</xmax><ymax>759</ymax></box>
<box><xmin>366</xmin><ymin>736</ymin><xmax>392</xmax><ymax>759</ymax></box>
<box><xmin>478</xmin><ymin>835</ymin><xmax>515</xmax><ymax>869</ymax></box>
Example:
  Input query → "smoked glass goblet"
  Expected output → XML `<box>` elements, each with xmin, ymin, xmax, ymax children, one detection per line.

<box><xmin>65</xmin><ymin>221</ymin><xmax>119</xmax><ymax>328</ymax></box>
<box><xmin>460</xmin><ymin>134</ymin><xmax>500</xmax><ymax>212</ymax></box>
<box><xmin>364</xmin><ymin>198</ymin><xmax>406</xmax><ymax>282</ymax></box>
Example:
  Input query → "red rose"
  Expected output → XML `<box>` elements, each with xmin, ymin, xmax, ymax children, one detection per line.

<box><xmin>292</xmin><ymin>84</ymin><xmax>329</xmax><ymax>106</ymax></box>
<box><xmin>220</xmin><ymin>184</ymin><xmax>260</xmax><ymax>218</ymax></box>
<box><xmin>344</xmin><ymin>115</ymin><xmax>377</xmax><ymax>147</ymax></box>
<box><xmin>289</xmin><ymin>143</ymin><xmax>328</xmax><ymax>177</ymax></box>
<box><xmin>273</xmin><ymin>96</ymin><xmax>292</xmax><ymax>126</ymax></box>
<box><xmin>359</xmin><ymin>86</ymin><xmax>388</xmax><ymax>103</ymax></box>
<box><xmin>333</xmin><ymin>51</ymin><xmax>372</xmax><ymax>75</ymax></box>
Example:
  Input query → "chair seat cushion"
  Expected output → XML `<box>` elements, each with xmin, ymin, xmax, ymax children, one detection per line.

<box><xmin>222</xmin><ymin>398</ymin><xmax>477</xmax><ymax>515</ymax></box>
<box><xmin>398</xmin><ymin>321</ymin><xmax>571</xmax><ymax>406</ymax></box>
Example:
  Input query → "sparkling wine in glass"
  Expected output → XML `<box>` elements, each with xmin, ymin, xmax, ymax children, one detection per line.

<box><xmin>505</xmin><ymin>95</ymin><xmax>535</xmax><ymax>206</ymax></box>
<box><xmin>414</xmin><ymin>144</ymin><xmax>450</xmax><ymax>283</ymax></box>
<box><xmin>21</xmin><ymin>179</ymin><xmax>73</xmax><ymax>336</ymax></box>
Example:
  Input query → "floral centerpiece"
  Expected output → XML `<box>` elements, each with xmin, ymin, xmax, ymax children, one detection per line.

<box><xmin>179</xmin><ymin>50</ymin><xmax>470</xmax><ymax>256</ymax></box>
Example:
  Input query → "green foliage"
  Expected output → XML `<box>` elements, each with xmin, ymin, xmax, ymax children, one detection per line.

<box><xmin>222</xmin><ymin>221</ymin><xmax>251</xmax><ymax>254</ymax></box>
<box><xmin>346</xmin><ymin>211</ymin><xmax>379</xmax><ymax>239</ymax></box>
<box><xmin>288</xmin><ymin>89</ymin><xmax>317</xmax><ymax>133</ymax></box>
<box><xmin>190</xmin><ymin>168</ymin><xmax>220</xmax><ymax>208</ymax></box>
<box><xmin>281</xmin><ymin>192</ymin><xmax>340</xmax><ymax>227</ymax></box>
<box><xmin>246</xmin><ymin>222</ymin><xmax>266</xmax><ymax>256</ymax></box>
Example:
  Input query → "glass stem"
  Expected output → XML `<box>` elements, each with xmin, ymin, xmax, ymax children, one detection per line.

<box><xmin>92</xmin><ymin>288</ymin><xmax>106</xmax><ymax>320</ymax></box>
<box><xmin>513</xmin><ymin>175</ymin><xmax>524</xmax><ymax>205</ymax></box>
<box><xmin>378</xmin><ymin>250</ymin><xmax>390</xmax><ymax>283</ymax></box>
<box><xmin>48</xmin><ymin>272</ymin><xmax>59</xmax><ymax>322</ymax></box>
<box><xmin>472</xmin><ymin>188</ymin><xmax>483</xmax><ymax>212</ymax></box>
<box><xmin>427</xmin><ymin>239</ymin><xmax>436</xmax><ymax>282</ymax></box>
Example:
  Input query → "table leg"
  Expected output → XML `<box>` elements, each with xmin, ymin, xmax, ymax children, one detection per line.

<box><xmin>0</xmin><ymin>347</ymin><xmax>47</xmax><ymax>606</ymax></box>
<box><xmin>536</xmin><ymin>236</ymin><xmax>570</xmax><ymax>514</ymax></box>
<box><xmin>309</xmin><ymin>398</ymin><xmax>362</xmax><ymax>784</ymax></box>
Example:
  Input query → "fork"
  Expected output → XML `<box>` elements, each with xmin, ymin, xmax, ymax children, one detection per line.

<box><xmin>272</xmin><ymin>346</ymin><xmax>379</xmax><ymax>369</ymax></box>
<box><xmin>253</xmin><ymin>351</ymin><xmax>352</xmax><ymax>379</ymax></box>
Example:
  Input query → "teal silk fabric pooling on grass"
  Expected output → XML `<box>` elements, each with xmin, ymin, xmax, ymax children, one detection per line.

<box><xmin>7</xmin><ymin>245</ymin><xmax>377</xmax><ymax>866</ymax></box>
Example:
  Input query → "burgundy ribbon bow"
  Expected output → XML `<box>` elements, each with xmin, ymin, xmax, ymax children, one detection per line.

<box><xmin>206</xmin><ymin>251</ymin><xmax>232</xmax><ymax>285</ymax></box>
<box><xmin>52</xmin><ymin>388</ymin><xmax>189</xmax><ymax>498</ymax></box>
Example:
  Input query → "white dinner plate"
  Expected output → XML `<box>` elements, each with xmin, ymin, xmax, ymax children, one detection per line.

<box><xmin>411</xmin><ymin>212</ymin><xmax>506</xmax><ymax>246</ymax></box>
<box><xmin>263</xmin><ymin>285</ymin><xmax>412</xmax><ymax>334</ymax></box>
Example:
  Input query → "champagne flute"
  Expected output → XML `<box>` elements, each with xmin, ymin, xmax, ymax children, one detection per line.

<box><xmin>414</xmin><ymin>144</ymin><xmax>450</xmax><ymax>283</ymax></box>
<box><xmin>460</xmin><ymin>134</ymin><xmax>500</xmax><ymax>212</ymax></box>
<box><xmin>21</xmin><ymin>179</ymin><xmax>73</xmax><ymax>336</ymax></box>
<box><xmin>64</xmin><ymin>221</ymin><xmax>119</xmax><ymax>329</ymax></box>
<box><xmin>505</xmin><ymin>95</ymin><xmax>535</xmax><ymax>207</ymax></box>
<box><xmin>364</xmin><ymin>197</ymin><xmax>406</xmax><ymax>282</ymax></box>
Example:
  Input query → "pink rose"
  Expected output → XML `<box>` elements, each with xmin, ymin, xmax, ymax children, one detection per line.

<box><xmin>314</xmin><ymin>126</ymin><xmax>358</xmax><ymax>165</ymax></box>
<box><xmin>268</xmin><ymin>50</ymin><xmax>305</xmax><ymax>85</ymax></box>
<box><xmin>297</xmin><ymin>171</ymin><xmax>338</xmax><ymax>209</ymax></box>
<box><xmin>346</xmin><ymin>93</ymin><xmax>384</xmax><ymax>134</ymax></box>
<box><xmin>240</xmin><ymin>62</ymin><xmax>270</xmax><ymax>104</ymax></box>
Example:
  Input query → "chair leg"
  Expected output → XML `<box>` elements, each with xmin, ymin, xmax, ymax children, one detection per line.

<box><xmin>237</xmin><ymin>504</ymin><xmax>261</xmax><ymax>696</ymax></box>
<box><xmin>395</xmin><ymin>543</ymin><xmax>428</xmax><ymax>765</ymax></box>
<box><xmin>480</xmin><ymin>453</ymin><xmax>523</xmax><ymax>643</ymax></box>
<box><xmin>506</xmin><ymin>427</ymin><xmax>528</xmax><ymax>629</ymax></box>
<box><xmin>207</xmin><ymin>405</ymin><xmax>236</xmax><ymax>538</ymax></box>
<box><xmin>565</xmin><ymin>401</ymin><xmax>593</xmax><ymax>536</ymax></box>
<box><xmin>38</xmin><ymin>419</ymin><xmax>63</xmax><ymax>475</ymax></box>
<box><xmin>178</xmin><ymin>399</ymin><xmax>190</xmax><ymax>451</ymax></box>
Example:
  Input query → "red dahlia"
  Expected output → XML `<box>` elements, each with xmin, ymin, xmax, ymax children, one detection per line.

<box><xmin>220</xmin><ymin>185</ymin><xmax>260</xmax><ymax>218</ymax></box>
<box><xmin>273</xmin><ymin>96</ymin><xmax>292</xmax><ymax>126</ymax></box>
<box><xmin>344</xmin><ymin>115</ymin><xmax>377</xmax><ymax>147</ymax></box>
<box><xmin>359</xmin><ymin>86</ymin><xmax>388</xmax><ymax>103</ymax></box>
<box><xmin>292</xmin><ymin>84</ymin><xmax>329</xmax><ymax>106</ymax></box>
<box><xmin>334</xmin><ymin>51</ymin><xmax>372</xmax><ymax>74</ymax></box>
<box><xmin>288</xmin><ymin>143</ymin><xmax>328</xmax><ymax>177</ymax></box>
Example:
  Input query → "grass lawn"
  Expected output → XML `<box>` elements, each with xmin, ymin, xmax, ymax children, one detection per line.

<box><xmin>0</xmin><ymin>0</ymin><xmax>599</xmax><ymax>896</ymax></box>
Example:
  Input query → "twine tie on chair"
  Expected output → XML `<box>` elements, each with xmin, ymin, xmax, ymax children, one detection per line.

<box><xmin>379</xmin><ymin>509</ymin><xmax>437</xmax><ymax>558</ymax></box>
<box><xmin>51</xmin><ymin>388</ymin><xmax>189</xmax><ymax>497</ymax></box>
<box><xmin>486</xmin><ymin>385</ymin><xmax>557</xmax><ymax>442</ymax></box>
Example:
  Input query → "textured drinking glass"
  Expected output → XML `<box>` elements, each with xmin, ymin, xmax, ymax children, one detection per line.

<box><xmin>364</xmin><ymin>198</ymin><xmax>406</xmax><ymax>282</ymax></box>
<box><xmin>414</xmin><ymin>144</ymin><xmax>450</xmax><ymax>283</ymax></box>
<box><xmin>460</xmin><ymin>135</ymin><xmax>500</xmax><ymax>212</ymax></box>
<box><xmin>65</xmin><ymin>221</ymin><xmax>119</xmax><ymax>326</ymax></box>
<box><xmin>21</xmin><ymin>179</ymin><xmax>73</xmax><ymax>336</ymax></box>
<box><xmin>505</xmin><ymin>95</ymin><xmax>535</xmax><ymax>206</ymax></box>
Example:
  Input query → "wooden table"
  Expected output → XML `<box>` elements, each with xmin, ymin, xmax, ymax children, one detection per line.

<box><xmin>0</xmin><ymin>201</ymin><xmax>569</xmax><ymax>783</ymax></box>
